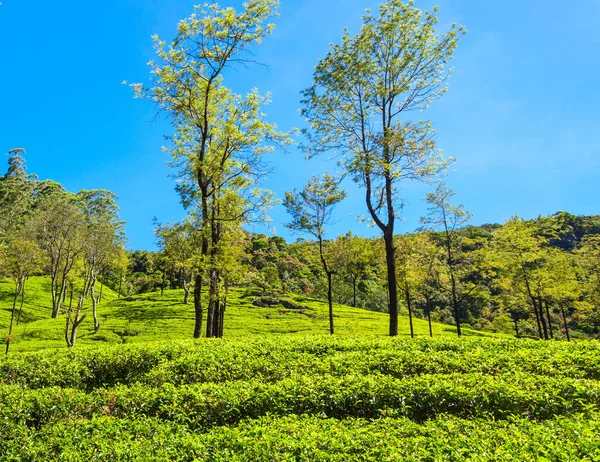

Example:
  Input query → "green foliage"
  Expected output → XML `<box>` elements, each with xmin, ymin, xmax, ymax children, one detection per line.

<box><xmin>0</xmin><ymin>336</ymin><xmax>599</xmax><ymax>459</ymax></box>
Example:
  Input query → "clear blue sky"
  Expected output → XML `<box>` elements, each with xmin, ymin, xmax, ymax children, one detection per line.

<box><xmin>1</xmin><ymin>0</ymin><xmax>599</xmax><ymax>250</ymax></box>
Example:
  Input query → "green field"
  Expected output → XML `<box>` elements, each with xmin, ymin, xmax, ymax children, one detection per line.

<box><xmin>0</xmin><ymin>276</ymin><xmax>496</xmax><ymax>352</ymax></box>
<box><xmin>1</xmin><ymin>277</ymin><xmax>598</xmax><ymax>460</ymax></box>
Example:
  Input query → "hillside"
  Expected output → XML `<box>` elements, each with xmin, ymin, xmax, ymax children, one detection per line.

<box><xmin>0</xmin><ymin>276</ymin><xmax>499</xmax><ymax>352</ymax></box>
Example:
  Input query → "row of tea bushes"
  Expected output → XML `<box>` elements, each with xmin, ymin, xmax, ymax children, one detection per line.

<box><xmin>1</xmin><ymin>337</ymin><xmax>600</xmax><ymax>390</ymax></box>
<box><xmin>2</xmin><ymin>414</ymin><xmax>599</xmax><ymax>461</ymax></box>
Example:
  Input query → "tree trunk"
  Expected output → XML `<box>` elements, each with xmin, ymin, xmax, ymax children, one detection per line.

<box><xmin>560</xmin><ymin>304</ymin><xmax>571</xmax><ymax>342</ymax></box>
<box><xmin>118</xmin><ymin>270</ymin><xmax>123</xmax><ymax>299</ymax></box>
<box><xmin>384</xmin><ymin>231</ymin><xmax>399</xmax><ymax>336</ymax></box>
<box><xmin>327</xmin><ymin>272</ymin><xmax>334</xmax><ymax>335</ymax></box>
<box><xmin>6</xmin><ymin>279</ymin><xmax>23</xmax><ymax>357</ymax></box>
<box><xmin>54</xmin><ymin>274</ymin><xmax>68</xmax><ymax>318</ymax></box>
<box><xmin>537</xmin><ymin>297</ymin><xmax>548</xmax><ymax>340</ymax></box>
<box><xmin>90</xmin><ymin>277</ymin><xmax>100</xmax><ymax>333</ymax></box>
<box><xmin>352</xmin><ymin>275</ymin><xmax>357</xmax><ymax>308</ymax></box>
<box><xmin>193</xmin><ymin>274</ymin><xmax>203</xmax><ymax>339</ymax></box>
<box><xmin>513</xmin><ymin>316</ymin><xmax>520</xmax><ymax>338</ymax></box>
<box><xmin>16</xmin><ymin>282</ymin><xmax>26</xmax><ymax>325</ymax></box>
<box><xmin>426</xmin><ymin>293</ymin><xmax>433</xmax><ymax>338</ymax></box>
<box><xmin>450</xmin><ymin>272</ymin><xmax>461</xmax><ymax>337</ymax></box>
<box><xmin>219</xmin><ymin>291</ymin><xmax>226</xmax><ymax>338</ymax></box>
<box><xmin>544</xmin><ymin>299</ymin><xmax>553</xmax><ymax>339</ymax></box>
<box><xmin>183</xmin><ymin>285</ymin><xmax>190</xmax><ymax>305</ymax></box>
<box><xmin>65</xmin><ymin>286</ymin><xmax>74</xmax><ymax>347</ymax></box>
<box><xmin>69</xmin><ymin>296</ymin><xmax>86</xmax><ymax>348</ymax></box>
<box><xmin>404</xmin><ymin>285</ymin><xmax>414</xmax><ymax>339</ymax></box>
<box><xmin>206</xmin><ymin>269</ymin><xmax>219</xmax><ymax>338</ymax></box>
<box><xmin>531</xmin><ymin>298</ymin><xmax>543</xmax><ymax>339</ymax></box>
<box><xmin>51</xmin><ymin>275</ymin><xmax>59</xmax><ymax>318</ymax></box>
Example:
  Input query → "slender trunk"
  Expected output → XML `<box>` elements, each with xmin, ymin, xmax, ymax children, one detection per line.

<box><xmin>6</xmin><ymin>279</ymin><xmax>23</xmax><ymax>357</ymax></box>
<box><xmin>210</xmin><ymin>272</ymin><xmax>221</xmax><ymax>338</ymax></box>
<box><xmin>193</xmin><ymin>274</ymin><xmax>203</xmax><ymax>339</ymax></box>
<box><xmin>65</xmin><ymin>285</ymin><xmax>74</xmax><ymax>347</ymax></box>
<box><xmin>450</xmin><ymin>271</ymin><xmax>461</xmax><ymax>337</ymax></box>
<box><xmin>560</xmin><ymin>304</ymin><xmax>571</xmax><ymax>342</ymax></box>
<box><xmin>54</xmin><ymin>273</ymin><xmax>68</xmax><ymax>317</ymax></box>
<box><xmin>352</xmin><ymin>275</ymin><xmax>357</xmax><ymax>308</ymax></box>
<box><xmin>442</xmin><ymin>218</ymin><xmax>461</xmax><ymax>338</ymax></box>
<box><xmin>318</xmin><ymin>236</ymin><xmax>335</xmax><ymax>335</ymax></box>
<box><xmin>118</xmin><ymin>270</ymin><xmax>123</xmax><ymax>298</ymax></box>
<box><xmin>90</xmin><ymin>277</ymin><xmax>100</xmax><ymax>333</ymax></box>
<box><xmin>51</xmin><ymin>275</ymin><xmax>58</xmax><ymax>318</ymax></box>
<box><xmin>384</xmin><ymin>232</ymin><xmax>399</xmax><ymax>336</ymax></box>
<box><xmin>206</xmin><ymin>269</ymin><xmax>218</xmax><ymax>338</ymax></box>
<box><xmin>212</xmin><ymin>273</ymin><xmax>221</xmax><ymax>338</ymax></box>
<box><xmin>531</xmin><ymin>299</ymin><xmax>543</xmax><ymax>339</ymax></box>
<box><xmin>513</xmin><ymin>316</ymin><xmax>520</xmax><ymax>338</ymax></box>
<box><xmin>183</xmin><ymin>278</ymin><xmax>190</xmax><ymax>305</ymax></box>
<box><xmin>426</xmin><ymin>292</ymin><xmax>433</xmax><ymax>338</ymax></box>
<box><xmin>16</xmin><ymin>282</ymin><xmax>26</xmax><ymax>325</ymax></box>
<box><xmin>537</xmin><ymin>297</ymin><xmax>548</xmax><ymax>340</ymax></box>
<box><xmin>219</xmin><ymin>287</ymin><xmax>227</xmax><ymax>338</ymax></box>
<box><xmin>544</xmin><ymin>299</ymin><xmax>554</xmax><ymax>339</ymax></box>
<box><xmin>404</xmin><ymin>284</ymin><xmax>414</xmax><ymax>339</ymax></box>
<box><xmin>520</xmin><ymin>262</ymin><xmax>542</xmax><ymax>339</ymax></box>
<box><xmin>69</xmin><ymin>295</ymin><xmax>86</xmax><ymax>347</ymax></box>
<box><xmin>327</xmin><ymin>272</ymin><xmax>334</xmax><ymax>335</ymax></box>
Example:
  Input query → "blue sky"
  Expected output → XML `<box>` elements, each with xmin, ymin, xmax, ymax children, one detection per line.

<box><xmin>1</xmin><ymin>0</ymin><xmax>599</xmax><ymax>250</ymax></box>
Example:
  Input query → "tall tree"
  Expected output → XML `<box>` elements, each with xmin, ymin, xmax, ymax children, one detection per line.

<box><xmin>132</xmin><ymin>0</ymin><xmax>289</xmax><ymax>338</ymax></box>
<box><xmin>78</xmin><ymin>190</ymin><xmax>124</xmax><ymax>332</ymax></box>
<box><xmin>3</xmin><ymin>229</ymin><xmax>41</xmax><ymax>356</ymax></box>
<box><xmin>421</xmin><ymin>183</ymin><xmax>473</xmax><ymax>337</ymax></box>
<box><xmin>0</xmin><ymin>149</ymin><xmax>36</xmax><ymax>236</ymax></box>
<box><xmin>301</xmin><ymin>1</ymin><xmax>463</xmax><ymax>335</ymax></box>
<box><xmin>155</xmin><ymin>220</ymin><xmax>198</xmax><ymax>304</ymax></box>
<box><xmin>492</xmin><ymin>216</ymin><xmax>564</xmax><ymax>340</ymax></box>
<box><xmin>33</xmin><ymin>190</ymin><xmax>85</xmax><ymax>318</ymax></box>
<box><xmin>334</xmin><ymin>232</ymin><xmax>375</xmax><ymax>308</ymax></box>
<box><xmin>284</xmin><ymin>174</ymin><xmax>346</xmax><ymax>334</ymax></box>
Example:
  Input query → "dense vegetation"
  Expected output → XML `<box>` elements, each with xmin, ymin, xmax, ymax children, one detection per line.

<box><xmin>1</xmin><ymin>0</ymin><xmax>598</xmax><ymax>459</ymax></box>
<box><xmin>0</xmin><ymin>336</ymin><xmax>599</xmax><ymax>459</ymax></box>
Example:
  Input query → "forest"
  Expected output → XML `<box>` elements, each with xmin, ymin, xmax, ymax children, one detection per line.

<box><xmin>1</xmin><ymin>0</ymin><xmax>599</xmax><ymax>460</ymax></box>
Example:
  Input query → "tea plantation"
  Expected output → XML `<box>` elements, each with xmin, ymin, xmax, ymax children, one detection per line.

<box><xmin>0</xmin><ymin>278</ymin><xmax>599</xmax><ymax>460</ymax></box>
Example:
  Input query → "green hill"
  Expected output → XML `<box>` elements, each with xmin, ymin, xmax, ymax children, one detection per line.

<box><xmin>0</xmin><ymin>276</ymin><xmax>500</xmax><ymax>352</ymax></box>
<box><xmin>1</xmin><ymin>276</ymin><xmax>598</xmax><ymax>460</ymax></box>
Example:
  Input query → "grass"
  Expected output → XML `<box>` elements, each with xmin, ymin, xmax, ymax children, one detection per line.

<box><xmin>0</xmin><ymin>276</ymin><xmax>501</xmax><ymax>352</ymax></box>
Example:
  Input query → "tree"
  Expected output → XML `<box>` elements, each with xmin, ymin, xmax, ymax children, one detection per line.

<box><xmin>0</xmin><ymin>149</ymin><xmax>36</xmax><ymax>236</ymax></box>
<box><xmin>399</xmin><ymin>232</ymin><xmax>443</xmax><ymax>338</ymax></box>
<box><xmin>155</xmin><ymin>220</ymin><xmax>198</xmax><ymax>304</ymax></box>
<box><xmin>301</xmin><ymin>1</ymin><xmax>463</xmax><ymax>335</ymax></box>
<box><xmin>3</xmin><ymin>229</ymin><xmax>41</xmax><ymax>356</ymax></box>
<box><xmin>395</xmin><ymin>234</ymin><xmax>419</xmax><ymax>338</ymax></box>
<box><xmin>132</xmin><ymin>0</ymin><xmax>290</xmax><ymax>338</ymax></box>
<box><xmin>284</xmin><ymin>174</ymin><xmax>346</xmax><ymax>334</ymax></box>
<box><xmin>491</xmin><ymin>216</ymin><xmax>571</xmax><ymax>340</ymax></box>
<box><xmin>33</xmin><ymin>190</ymin><xmax>85</xmax><ymax>318</ymax></box>
<box><xmin>334</xmin><ymin>232</ymin><xmax>375</xmax><ymax>308</ymax></box>
<box><xmin>421</xmin><ymin>183</ymin><xmax>473</xmax><ymax>337</ymax></box>
<box><xmin>78</xmin><ymin>190</ymin><xmax>125</xmax><ymax>332</ymax></box>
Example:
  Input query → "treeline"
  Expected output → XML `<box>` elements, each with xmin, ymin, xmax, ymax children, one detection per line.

<box><xmin>121</xmin><ymin>211</ymin><xmax>600</xmax><ymax>340</ymax></box>
<box><xmin>0</xmin><ymin>150</ymin><xmax>126</xmax><ymax>351</ymax></box>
